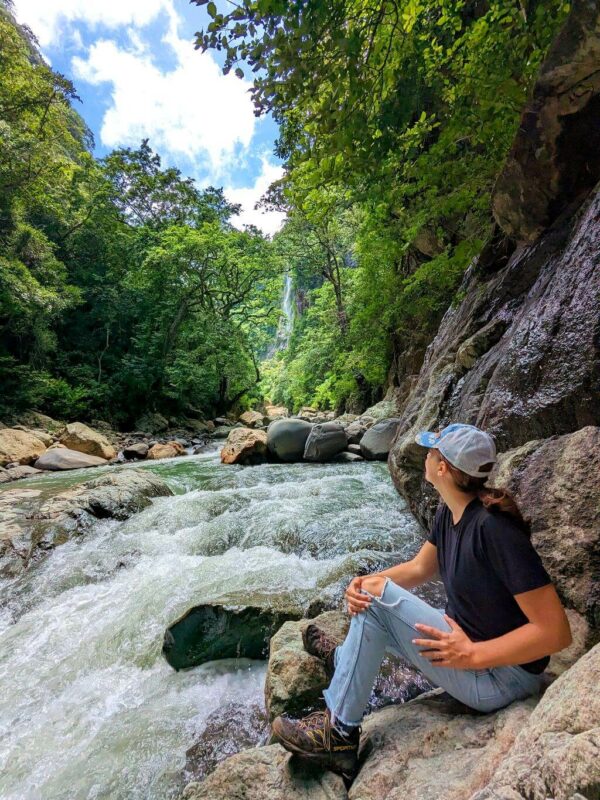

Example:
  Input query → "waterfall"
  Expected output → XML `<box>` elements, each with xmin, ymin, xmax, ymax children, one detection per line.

<box><xmin>265</xmin><ymin>272</ymin><xmax>294</xmax><ymax>358</ymax></box>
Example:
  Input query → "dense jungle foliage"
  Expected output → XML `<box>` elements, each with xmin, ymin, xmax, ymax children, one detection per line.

<box><xmin>0</xmin><ymin>1</ymin><xmax>570</xmax><ymax>425</ymax></box>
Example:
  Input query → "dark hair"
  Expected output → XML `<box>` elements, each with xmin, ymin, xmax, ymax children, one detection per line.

<box><xmin>433</xmin><ymin>449</ymin><xmax>531</xmax><ymax>537</ymax></box>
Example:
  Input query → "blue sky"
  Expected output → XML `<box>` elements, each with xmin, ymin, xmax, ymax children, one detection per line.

<box><xmin>13</xmin><ymin>0</ymin><xmax>286</xmax><ymax>234</ymax></box>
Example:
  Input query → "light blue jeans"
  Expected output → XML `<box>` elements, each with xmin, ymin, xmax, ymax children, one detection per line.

<box><xmin>323</xmin><ymin>577</ymin><xmax>545</xmax><ymax>727</ymax></box>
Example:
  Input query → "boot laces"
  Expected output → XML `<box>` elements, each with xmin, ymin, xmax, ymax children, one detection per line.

<box><xmin>297</xmin><ymin>710</ymin><xmax>332</xmax><ymax>750</ymax></box>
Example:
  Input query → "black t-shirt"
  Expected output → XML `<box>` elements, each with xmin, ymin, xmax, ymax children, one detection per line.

<box><xmin>427</xmin><ymin>497</ymin><xmax>552</xmax><ymax>674</ymax></box>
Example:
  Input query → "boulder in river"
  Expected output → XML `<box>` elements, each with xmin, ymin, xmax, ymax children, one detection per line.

<box><xmin>59</xmin><ymin>422</ymin><xmax>116</xmax><ymax>460</ymax></box>
<box><xmin>0</xmin><ymin>428</ymin><xmax>47</xmax><ymax>466</ymax></box>
<box><xmin>265</xmin><ymin>611</ymin><xmax>349</xmax><ymax>721</ymax></box>
<box><xmin>360</xmin><ymin>417</ymin><xmax>402</xmax><ymax>460</ymax></box>
<box><xmin>238</xmin><ymin>410</ymin><xmax>265</xmax><ymax>428</ymax></box>
<box><xmin>302</xmin><ymin>422</ymin><xmax>347</xmax><ymax>462</ymax></box>
<box><xmin>264</xmin><ymin>404</ymin><xmax>289</xmax><ymax>422</ymax></box>
<box><xmin>122</xmin><ymin>442</ymin><xmax>149</xmax><ymax>459</ymax></box>
<box><xmin>330</xmin><ymin>451</ymin><xmax>363</xmax><ymax>463</ymax></box>
<box><xmin>163</xmin><ymin>600</ymin><xmax>303</xmax><ymax>671</ymax></box>
<box><xmin>34</xmin><ymin>448</ymin><xmax>108</xmax><ymax>470</ymax></box>
<box><xmin>12</xmin><ymin>425</ymin><xmax>54</xmax><ymax>446</ymax></box>
<box><xmin>212</xmin><ymin>425</ymin><xmax>236</xmax><ymax>439</ymax></box>
<box><xmin>267</xmin><ymin>418</ymin><xmax>313</xmax><ymax>462</ymax></box>
<box><xmin>0</xmin><ymin>465</ymin><xmax>42</xmax><ymax>483</ymax></box>
<box><xmin>147</xmin><ymin>441</ymin><xmax>186</xmax><ymax>459</ymax></box>
<box><xmin>344</xmin><ymin>419</ymin><xmax>369</xmax><ymax>445</ymax></box>
<box><xmin>220</xmin><ymin>427</ymin><xmax>268</xmax><ymax>465</ymax></box>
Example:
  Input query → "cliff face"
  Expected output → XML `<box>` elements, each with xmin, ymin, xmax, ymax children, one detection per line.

<box><xmin>388</xmin><ymin>0</ymin><xmax>600</xmax><ymax>641</ymax></box>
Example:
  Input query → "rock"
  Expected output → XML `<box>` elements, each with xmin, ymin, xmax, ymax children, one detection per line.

<box><xmin>489</xmin><ymin>427</ymin><xmax>600</xmax><ymax>632</ymax></box>
<box><xmin>546</xmin><ymin>609</ymin><xmax>589</xmax><ymax>680</ymax></box>
<box><xmin>12</xmin><ymin>426</ymin><xmax>54</xmax><ymax>446</ymax></box>
<box><xmin>184</xmin><ymin>418</ymin><xmax>212</xmax><ymax>434</ymax></box>
<box><xmin>212</xmin><ymin>425</ymin><xmax>235</xmax><ymax>439</ymax></box>
<box><xmin>265</xmin><ymin>611</ymin><xmax>349</xmax><ymax>720</ymax></box>
<box><xmin>334</xmin><ymin>413</ymin><xmax>359</xmax><ymax>425</ymax></box>
<box><xmin>59</xmin><ymin>422</ymin><xmax>116</xmax><ymax>460</ymax></box>
<box><xmin>345</xmin><ymin>420</ymin><xmax>369</xmax><ymax>445</ymax></box>
<box><xmin>330</xmin><ymin>451</ymin><xmax>363</xmax><ymax>463</ymax></box>
<box><xmin>360</xmin><ymin>418</ymin><xmax>402</xmax><ymax>461</ymax></box>
<box><xmin>351</xmin><ymin>689</ymin><xmax>538</xmax><ymax>800</ymax></box>
<box><xmin>303</xmin><ymin>422</ymin><xmax>348</xmax><ymax>462</ymax></box>
<box><xmin>220</xmin><ymin>428</ymin><xmax>268</xmax><ymax>465</ymax></box>
<box><xmin>267</xmin><ymin>418</ymin><xmax>313</xmax><ymax>462</ymax></box>
<box><xmin>239</xmin><ymin>410</ymin><xmax>266</xmax><ymax>428</ymax></box>
<box><xmin>122</xmin><ymin>442</ymin><xmax>149</xmax><ymax>459</ymax></box>
<box><xmin>134</xmin><ymin>412</ymin><xmax>169</xmax><ymax>433</ymax></box>
<box><xmin>361</xmin><ymin>399</ymin><xmax>400</xmax><ymax>421</ymax></box>
<box><xmin>455</xmin><ymin>319</ymin><xmax>509</xmax><ymax>370</ymax></box>
<box><xmin>30</xmin><ymin>469</ymin><xmax>173</xmax><ymax>547</ymax></box>
<box><xmin>0</xmin><ymin>465</ymin><xmax>42</xmax><ymax>483</ymax></box>
<box><xmin>180</xmin><ymin>743</ymin><xmax>347</xmax><ymax>800</ymax></box>
<box><xmin>347</xmin><ymin>444</ymin><xmax>363</xmax><ymax>455</ymax></box>
<box><xmin>471</xmin><ymin>642</ymin><xmax>600</xmax><ymax>800</ymax></box>
<box><xmin>184</xmin><ymin>702</ymin><xmax>269</xmax><ymax>783</ymax></box>
<box><xmin>147</xmin><ymin>441</ymin><xmax>186</xmax><ymax>460</ymax></box>
<box><xmin>492</xmin><ymin>1</ymin><xmax>600</xmax><ymax>242</ymax></box>
<box><xmin>0</xmin><ymin>429</ymin><xmax>47</xmax><ymax>466</ymax></box>
<box><xmin>264</xmin><ymin>404</ymin><xmax>289</xmax><ymax>422</ymax></box>
<box><xmin>18</xmin><ymin>411</ymin><xmax>63</xmax><ymax>432</ymax></box>
<box><xmin>34</xmin><ymin>448</ymin><xmax>108</xmax><ymax>470</ymax></box>
<box><xmin>213</xmin><ymin>416</ymin><xmax>233</xmax><ymax>426</ymax></box>
<box><xmin>47</xmin><ymin>442</ymin><xmax>67</xmax><ymax>450</ymax></box>
<box><xmin>163</xmin><ymin>600</ymin><xmax>303</xmax><ymax>671</ymax></box>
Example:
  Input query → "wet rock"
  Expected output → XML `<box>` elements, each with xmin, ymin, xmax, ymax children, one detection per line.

<box><xmin>345</xmin><ymin>420</ymin><xmax>369</xmax><ymax>445</ymax></box>
<box><xmin>163</xmin><ymin>600</ymin><xmax>303</xmax><ymax>671</ymax></box>
<box><xmin>265</xmin><ymin>611</ymin><xmax>349</xmax><ymax>720</ymax></box>
<box><xmin>471</xmin><ymin>642</ymin><xmax>600</xmax><ymax>800</ymax></box>
<box><xmin>0</xmin><ymin>465</ymin><xmax>42</xmax><ymax>483</ymax></box>
<box><xmin>492</xmin><ymin>1</ymin><xmax>600</xmax><ymax>242</ymax></box>
<box><xmin>212</xmin><ymin>425</ymin><xmax>235</xmax><ymax>439</ymax></box>
<box><xmin>267</xmin><ymin>418</ymin><xmax>313</xmax><ymax>462</ymax></box>
<box><xmin>360</xmin><ymin>418</ymin><xmax>401</xmax><ymax>461</ymax></box>
<box><xmin>59</xmin><ymin>422</ymin><xmax>116</xmax><ymax>460</ymax></box>
<box><xmin>220</xmin><ymin>428</ymin><xmax>268</xmax><ymax>465</ymax></box>
<box><xmin>303</xmin><ymin>422</ymin><xmax>347</xmax><ymax>462</ymax></box>
<box><xmin>180</xmin><ymin>743</ymin><xmax>347</xmax><ymax>800</ymax></box>
<box><xmin>147</xmin><ymin>441</ymin><xmax>186</xmax><ymax>459</ymax></box>
<box><xmin>34</xmin><ymin>448</ymin><xmax>108</xmax><ymax>470</ymax></box>
<box><xmin>0</xmin><ymin>428</ymin><xmax>47</xmax><ymax>466</ymax></box>
<box><xmin>239</xmin><ymin>410</ymin><xmax>266</xmax><ymax>428</ymax></box>
<box><xmin>184</xmin><ymin>702</ymin><xmax>269</xmax><ymax>783</ymax></box>
<box><xmin>213</xmin><ymin>417</ymin><xmax>234</xmax><ymax>426</ymax></box>
<box><xmin>360</xmin><ymin>399</ymin><xmax>399</xmax><ymax>421</ymax></box>
<box><xmin>330</xmin><ymin>451</ymin><xmax>363</xmax><ymax>463</ymax></box>
<box><xmin>122</xmin><ymin>442</ymin><xmax>149</xmax><ymax>459</ymax></box>
<box><xmin>347</xmin><ymin>444</ymin><xmax>363</xmax><ymax>455</ymax></box>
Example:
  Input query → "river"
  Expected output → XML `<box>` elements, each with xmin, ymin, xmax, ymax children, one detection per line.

<box><xmin>0</xmin><ymin>444</ymin><xmax>429</xmax><ymax>799</ymax></box>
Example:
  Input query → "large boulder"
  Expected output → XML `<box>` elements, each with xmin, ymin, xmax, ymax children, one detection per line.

<box><xmin>147</xmin><ymin>441</ymin><xmax>186</xmax><ymax>459</ymax></box>
<box><xmin>122</xmin><ymin>442</ymin><xmax>149</xmax><ymax>460</ymax></box>
<box><xmin>220</xmin><ymin>427</ymin><xmax>268</xmax><ymax>465</ymax></box>
<box><xmin>470</xmin><ymin>642</ymin><xmax>600</xmax><ymax>800</ymax></box>
<box><xmin>180</xmin><ymin>744</ymin><xmax>346</xmax><ymax>800</ymax></box>
<box><xmin>492</xmin><ymin>1</ymin><xmax>600</xmax><ymax>242</ymax></box>
<box><xmin>163</xmin><ymin>598</ymin><xmax>303</xmax><ymax>671</ymax></box>
<box><xmin>264</xmin><ymin>404</ymin><xmax>289</xmax><ymax>422</ymax></box>
<box><xmin>265</xmin><ymin>611</ymin><xmax>349</xmax><ymax>721</ymax></box>
<box><xmin>34</xmin><ymin>448</ymin><xmax>108</xmax><ymax>470</ymax></box>
<box><xmin>18</xmin><ymin>411</ymin><xmax>63</xmax><ymax>433</ymax></box>
<box><xmin>0</xmin><ymin>429</ymin><xmax>47</xmax><ymax>466</ymax></box>
<box><xmin>345</xmin><ymin>419</ymin><xmax>369</xmax><ymax>445</ymax></box>
<box><xmin>267</xmin><ymin>418</ymin><xmax>313</xmax><ymax>462</ymax></box>
<box><xmin>0</xmin><ymin>465</ymin><xmax>42</xmax><ymax>483</ymax></box>
<box><xmin>360</xmin><ymin>418</ymin><xmax>401</xmax><ymax>461</ymax></box>
<box><xmin>239</xmin><ymin>410</ymin><xmax>266</xmax><ymax>428</ymax></box>
<box><xmin>134</xmin><ymin>412</ymin><xmax>169</xmax><ymax>433</ymax></box>
<box><xmin>303</xmin><ymin>422</ymin><xmax>348</xmax><ymax>462</ymax></box>
<box><xmin>59</xmin><ymin>422</ymin><xmax>116</xmax><ymax>460</ymax></box>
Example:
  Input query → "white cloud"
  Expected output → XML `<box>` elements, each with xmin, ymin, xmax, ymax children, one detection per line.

<box><xmin>13</xmin><ymin>0</ymin><xmax>173</xmax><ymax>47</ymax></box>
<box><xmin>227</xmin><ymin>157</ymin><xmax>286</xmax><ymax>236</ymax></box>
<box><xmin>70</xmin><ymin>22</ymin><xmax>256</xmax><ymax>176</ymax></box>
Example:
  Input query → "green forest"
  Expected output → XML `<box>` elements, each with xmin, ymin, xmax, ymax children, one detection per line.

<box><xmin>0</xmin><ymin>0</ymin><xmax>570</xmax><ymax>428</ymax></box>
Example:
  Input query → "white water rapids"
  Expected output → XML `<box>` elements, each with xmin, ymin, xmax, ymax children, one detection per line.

<box><xmin>0</xmin><ymin>445</ymin><xmax>425</xmax><ymax>799</ymax></box>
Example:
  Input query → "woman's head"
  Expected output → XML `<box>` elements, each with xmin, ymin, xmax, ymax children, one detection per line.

<box><xmin>419</xmin><ymin>424</ymin><xmax>531</xmax><ymax>536</ymax></box>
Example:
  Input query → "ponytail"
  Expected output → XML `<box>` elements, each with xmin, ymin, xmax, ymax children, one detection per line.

<box><xmin>435</xmin><ymin>450</ymin><xmax>531</xmax><ymax>537</ymax></box>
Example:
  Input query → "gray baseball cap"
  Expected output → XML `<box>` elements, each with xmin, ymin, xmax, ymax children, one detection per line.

<box><xmin>414</xmin><ymin>423</ymin><xmax>497</xmax><ymax>477</ymax></box>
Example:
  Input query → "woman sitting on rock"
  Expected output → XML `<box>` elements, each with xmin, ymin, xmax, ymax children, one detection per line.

<box><xmin>271</xmin><ymin>422</ymin><xmax>573</xmax><ymax>780</ymax></box>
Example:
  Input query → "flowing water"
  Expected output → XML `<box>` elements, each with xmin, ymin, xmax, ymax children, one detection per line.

<box><xmin>0</xmin><ymin>445</ymin><xmax>428</xmax><ymax>800</ymax></box>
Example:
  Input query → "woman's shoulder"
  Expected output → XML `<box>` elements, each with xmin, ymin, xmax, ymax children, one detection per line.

<box><xmin>476</xmin><ymin>504</ymin><xmax>530</xmax><ymax>540</ymax></box>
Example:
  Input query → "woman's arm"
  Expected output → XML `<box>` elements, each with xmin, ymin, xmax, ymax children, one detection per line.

<box><xmin>468</xmin><ymin>583</ymin><xmax>572</xmax><ymax>669</ymax></box>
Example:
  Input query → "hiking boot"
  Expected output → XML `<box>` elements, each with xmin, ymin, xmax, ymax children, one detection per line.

<box><xmin>271</xmin><ymin>708</ymin><xmax>359</xmax><ymax>779</ymax></box>
<box><xmin>302</xmin><ymin>623</ymin><xmax>337</xmax><ymax>679</ymax></box>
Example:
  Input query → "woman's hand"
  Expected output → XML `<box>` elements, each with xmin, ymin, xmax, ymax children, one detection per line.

<box><xmin>345</xmin><ymin>574</ymin><xmax>387</xmax><ymax>616</ymax></box>
<box><xmin>412</xmin><ymin>614</ymin><xmax>476</xmax><ymax>669</ymax></box>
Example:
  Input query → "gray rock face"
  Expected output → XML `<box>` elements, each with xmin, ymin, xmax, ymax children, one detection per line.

<box><xmin>470</xmin><ymin>642</ymin><xmax>600</xmax><ymax>800</ymax></box>
<box><xmin>360</xmin><ymin>418</ymin><xmax>402</xmax><ymax>461</ymax></box>
<box><xmin>492</xmin><ymin>0</ymin><xmax>600</xmax><ymax>242</ymax></box>
<box><xmin>34</xmin><ymin>448</ymin><xmax>108</xmax><ymax>470</ymax></box>
<box><xmin>122</xmin><ymin>442</ymin><xmax>149</xmax><ymax>459</ymax></box>
<box><xmin>303</xmin><ymin>423</ymin><xmax>348</xmax><ymax>462</ymax></box>
<box><xmin>0</xmin><ymin>465</ymin><xmax>42</xmax><ymax>483</ymax></box>
<box><xmin>267</xmin><ymin>418</ymin><xmax>313</xmax><ymax>462</ymax></box>
<box><xmin>345</xmin><ymin>420</ymin><xmax>369</xmax><ymax>445</ymax></box>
